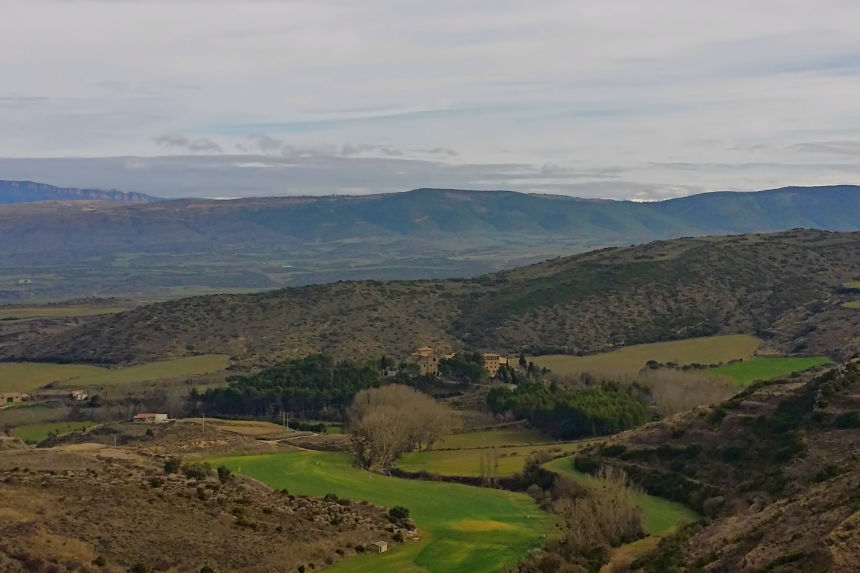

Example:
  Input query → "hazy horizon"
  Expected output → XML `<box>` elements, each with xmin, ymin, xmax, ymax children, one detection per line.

<box><xmin>4</xmin><ymin>1</ymin><xmax>860</xmax><ymax>199</ymax></box>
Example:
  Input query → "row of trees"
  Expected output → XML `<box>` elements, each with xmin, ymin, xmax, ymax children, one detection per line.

<box><xmin>197</xmin><ymin>355</ymin><xmax>381</xmax><ymax>418</ymax></box>
<box><xmin>349</xmin><ymin>385</ymin><xmax>459</xmax><ymax>470</ymax></box>
<box><xmin>487</xmin><ymin>381</ymin><xmax>652</xmax><ymax>439</ymax></box>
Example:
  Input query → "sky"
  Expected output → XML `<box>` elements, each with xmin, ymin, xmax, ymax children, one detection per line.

<box><xmin>3</xmin><ymin>0</ymin><xmax>860</xmax><ymax>200</ymax></box>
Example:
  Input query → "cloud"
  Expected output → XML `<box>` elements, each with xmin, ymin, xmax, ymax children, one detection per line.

<box><xmin>154</xmin><ymin>134</ymin><xmax>222</xmax><ymax>154</ymax></box>
<box><xmin>792</xmin><ymin>141</ymin><xmax>860</xmax><ymax>155</ymax></box>
<box><xmin>153</xmin><ymin>133</ymin><xmax>190</xmax><ymax>148</ymax></box>
<box><xmin>4</xmin><ymin>1</ymin><xmax>860</xmax><ymax>194</ymax></box>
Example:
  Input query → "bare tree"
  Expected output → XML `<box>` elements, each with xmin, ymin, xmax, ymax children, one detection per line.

<box><xmin>348</xmin><ymin>385</ymin><xmax>459</xmax><ymax>470</ymax></box>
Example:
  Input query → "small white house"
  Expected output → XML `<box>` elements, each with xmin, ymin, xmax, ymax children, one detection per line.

<box><xmin>132</xmin><ymin>413</ymin><xmax>168</xmax><ymax>423</ymax></box>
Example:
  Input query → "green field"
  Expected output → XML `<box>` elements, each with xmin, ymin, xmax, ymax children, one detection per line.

<box><xmin>843</xmin><ymin>301</ymin><xmax>860</xmax><ymax>309</ymax></box>
<box><xmin>9</xmin><ymin>421</ymin><xmax>96</xmax><ymax>444</ymax></box>
<box><xmin>531</xmin><ymin>334</ymin><xmax>761</xmax><ymax>375</ymax></box>
<box><xmin>398</xmin><ymin>442</ymin><xmax>585</xmax><ymax>477</ymax></box>
<box><xmin>0</xmin><ymin>363</ymin><xmax>104</xmax><ymax>393</ymax></box>
<box><xmin>210</xmin><ymin>451</ymin><xmax>554</xmax><ymax>573</ymax></box>
<box><xmin>0</xmin><ymin>355</ymin><xmax>231</xmax><ymax>393</ymax></box>
<box><xmin>844</xmin><ymin>281</ymin><xmax>860</xmax><ymax>289</ymax></box>
<box><xmin>708</xmin><ymin>356</ymin><xmax>833</xmax><ymax>386</ymax></box>
<box><xmin>432</xmin><ymin>428</ymin><xmax>551</xmax><ymax>450</ymax></box>
<box><xmin>543</xmin><ymin>456</ymin><xmax>697</xmax><ymax>537</ymax></box>
<box><xmin>0</xmin><ymin>304</ymin><xmax>130</xmax><ymax>320</ymax></box>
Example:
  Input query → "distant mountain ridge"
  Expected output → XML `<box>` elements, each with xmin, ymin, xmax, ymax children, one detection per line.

<box><xmin>0</xmin><ymin>183</ymin><xmax>858</xmax><ymax>303</ymax></box>
<box><xmin>0</xmin><ymin>179</ymin><xmax>160</xmax><ymax>204</ymax></box>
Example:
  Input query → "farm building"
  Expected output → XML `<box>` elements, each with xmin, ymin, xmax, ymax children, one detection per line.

<box><xmin>133</xmin><ymin>413</ymin><xmax>168</xmax><ymax>423</ymax></box>
<box><xmin>481</xmin><ymin>353</ymin><xmax>508</xmax><ymax>376</ymax></box>
<box><xmin>410</xmin><ymin>346</ymin><xmax>446</xmax><ymax>376</ymax></box>
<box><xmin>0</xmin><ymin>392</ymin><xmax>30</xmax><ymax>405</ymax></box>
<box><xmin>370</xmin><ymin>541</ymin><xmax>388</xmax><ymax>553</ymax></box>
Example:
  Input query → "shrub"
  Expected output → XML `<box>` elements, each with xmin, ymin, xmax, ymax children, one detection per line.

<box><xmin>389</xmin><ymin>506</ymin><xmax>410</xmax><ymax>520</ymax></box>
<box><xmin>834</xmin><ymin>411</ymin><xmax>860</xmax><ymax>429</ymax></box>
<box><xmin>163</xmin><ymin>457</ymin><xmax>181</xmax><ymax>474</ymax></box>
<box><xmin>216</xmin><ymin>465</ymin><xmax>232</xmax><ymax>484</ymax></box>
<box><xmin>183</xmin><ymin>462</ymin><xmax>212</xmax><ymax>481</ymax></box>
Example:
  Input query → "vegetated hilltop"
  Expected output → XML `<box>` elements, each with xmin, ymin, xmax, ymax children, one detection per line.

<box><xmin>0</xmin><ymin>184</ymin><xmax>859</xmax><ymax>303</ymax></box>
<box><xmin>583</xmin><ymin>359</ymin><xmax>860</xmax><ymax>572</ymax></box>
<box><xmin>7</xmin><ymin>229</ymin><xmax>860</xmax><ymax>366</ymax></box>
<box><xmin>0</xmin><ymin>179</ymin><xmax>160</xmax><ymax>204</ymax></box>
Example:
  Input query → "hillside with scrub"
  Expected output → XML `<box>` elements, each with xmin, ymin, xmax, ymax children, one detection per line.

<box><xmin>7</xmin><ymin>229</ymin><xmax>860</xmax><ymax>366</ymax></box>
<box><xmin>567</xmin><ymin>359</ymin><xmax>860</xmax><ymax>571</ymax></box>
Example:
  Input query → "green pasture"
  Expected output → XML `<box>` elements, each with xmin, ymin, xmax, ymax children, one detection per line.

<box><xmin>844</xmin><ymin>281</ymin><xmax>860</xmax><ymax>289</ymax></box>
<box><xmin>708</xmin><ymin>356</ymin><xmax>833</xmax><ymax>386</ymax></box>
<box><xmin>9</xmin><ymin>421</ymin><xmax>96</xmax><ymax>444</ymax></box>
<box><xmin>0</xmin><ymin>355</ymin><xmax>230</xmax><ymax>393</ymax></box>
<box><xmin>398</xmin><ymin>442</ymin><xmax>585</xmax><ymax>477</ymax></box>
<box><xmin>0</xmin><ymin>363</ymin><xmax>104</xmax><ymax>393</ymax></box>
<box><xmin>432</xmin><ymin>428</ymin><xmax>550</xmax><ymax>450</ymax></box>
<box><xmin>210</xmin><ymin>450</ymin><xmax>554</xmax><ymax>573</ymax></box>
<box><xmin>843</xmin><ymin>301</ymin><xmax>860</xmax><ymax>309</ymax></box>
<box><xmin>0</xmin><ymin>403</ymin><xmax>69</xmax><ymax>428</ymax></box>
<box><xmin>532</xmin><ymin>334</ymin><xmax>760</xmax><ymax>375</ymax></box>
<box><xmin>543</xmin><ymin>456</ymin><xmax>697</xmax><ymax>537</ymax></box>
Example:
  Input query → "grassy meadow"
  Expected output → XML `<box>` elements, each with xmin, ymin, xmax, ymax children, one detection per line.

<box><xmin>432</xmin><ymin>428</ymin><xmax>550</xmax><ymax>450</ymax></box>
<box><xmin>210</xmin><ymin>450</ymin><xmax>555</xmax><ymax>573</ymax></box>
<box><xmin>844</xmin><ymin>301</ymin><xmax>860</xmax><ymax>309</ymax></box>
<box><xmin>531</xmin><ymin>334</ymin><xmax>761</xmax><ymax>375</ymax></box>
<box><xmin>398</xmin><ymin>442</ymin><xmax>584</xmax><ymax>477</ymax></box>
<box><xmin>708</xmin><ymin>356</ymin><xmax>833</xmax><ymax>386</ymax></box>
<box><xmin>0</xmin><ymin>354</ymin><xmax>230</xmax><ymax>393</ymax></box>
<box><xmin>9</xmin><ymin>421</ymin><xmax>96</xmax><ymax>444</ymax></box>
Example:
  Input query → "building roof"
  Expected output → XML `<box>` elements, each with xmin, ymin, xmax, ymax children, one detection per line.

<box><xmin>133</xmin><ymin>413</ymin><xmax>162</xmax><ymax>419</ymax></box>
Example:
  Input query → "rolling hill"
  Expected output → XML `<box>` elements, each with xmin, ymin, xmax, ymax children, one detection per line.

<box><xmin>584</xmin><ymin>359</ymin><xmax>860</xmax><ymax>571</ymax></box>
<box><xmin>0</xmin><ymin>185</ymin><xmax>858</xmax><ymax>303</ymax></box>
<box><xmin>0</xmin><ymin>179</ymin><xmax>160</xmax><ymax>204</ymax></box>
<box><xmin>6</xmin><ymin>229</ymin><xmax>860</xmax><ymax>366</ymax></box>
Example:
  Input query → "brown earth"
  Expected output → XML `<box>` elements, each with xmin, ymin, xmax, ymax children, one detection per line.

<box><xmin>0</xmin><ymin>424</ymin><xmax>402</xmax><ymax>573</ymax></box>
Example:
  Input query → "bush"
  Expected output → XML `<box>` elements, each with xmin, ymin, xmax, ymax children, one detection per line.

<box><xmin>834</xmin><ymin>411</ymin><xmax>860</xmax><ymax>429</ymax></box>
<box><xmin>163</xmin><ymin>457</ymin><xmax>181</xmax><ymax>474</ymax></box>
<box><xmin>183</xmin><ymin>462</ymin><xmax>212</xmax><ymax>481</ymax></box>
<box><xmin>389</xmin><ymin>506</ymin><xmax>410</xmax><ymax>520</ymax></box>
<box><xmin>216</xmin><ymin>465</ymin><xmax>232</xmax><ymax>484</ymax></box>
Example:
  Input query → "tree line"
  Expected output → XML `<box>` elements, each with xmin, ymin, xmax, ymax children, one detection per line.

<box><xmin>487</xmin><ymin>380</ymin><xmax>652</xmax><ymax>439</ymax></box>
<box><xmin>195</xmin><ymin>354</ymin><xmax>381</xmax><ymax>419</ymax></box>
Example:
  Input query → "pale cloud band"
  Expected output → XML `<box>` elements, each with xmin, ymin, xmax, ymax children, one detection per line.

<box><xmin>1</xmin><ymin>1</ymin><xmax>860</xmax><ymax>199</ymax></box>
